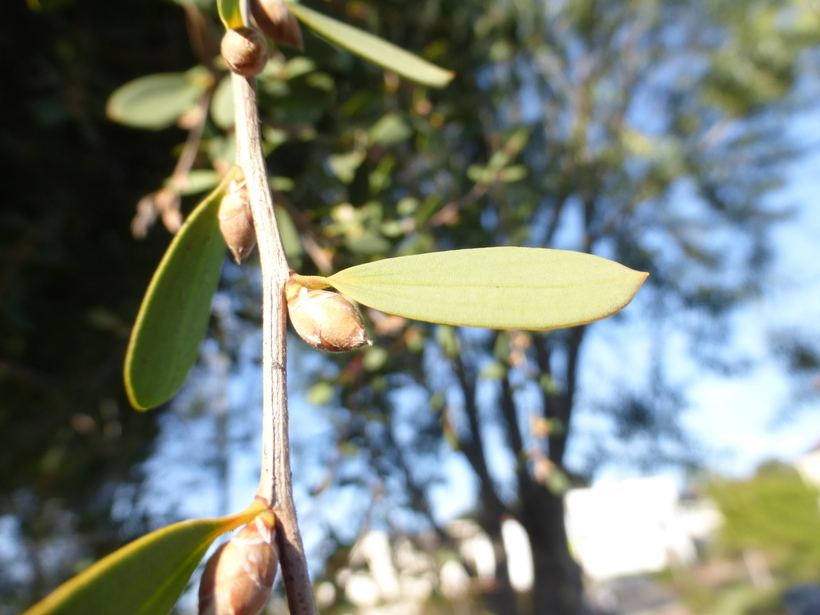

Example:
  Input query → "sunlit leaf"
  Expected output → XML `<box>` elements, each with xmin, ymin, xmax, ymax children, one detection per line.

<box><xmin>363</xmin><ymin>346</ymin><xmax>388</xmax><ymax>371</ymax></box>
<box><xmin>210</xmin><ymin>76</ymin><xmax>235</xmax><ymax>129</ymax></box>
<box><xmin>497</xmin><ymin>165</ymin><xmax>528</xmax><ymax>183</ymax></box>
<box><xmin>307</xmin><ymin>381</ymin><xmax>334</xmax><ymax>405</ymax></box>
<box><xmin>24</xmin><ymin>502</ymin><xmax>266</xmax><ymax>615</ymax></box>
<box><xmin>106</xmin><ymin>68</ymin><xmax>210</xmax><ymax>130</ymax></box>
<box><xmin>345</xmin><ymin>230</ymin><xmax>391</xmax><ymax>255</ymax></box>
<box><xmin>124</xmin><ymin>172</ymin><xmax>234</xmax><ymax>410</ymax></box>
<box><xmin>274</xmin><ymin>205</ymin><xmax>303</xmax><ymax>268</ymax></box>
<box><xmin>368</xmin><ymin>113</ymin><xmax>412</xmax><ymax>145</ymax></box>
<box><xmin>294</xmin><ymin>248</ymin><xmax>648</xmax><ymax>330</ymax></box>
<box><xmin>286</xmin><ymin>2</ymin><xmax>454</xmax><ymax>88</ymax></box>
<box><xmin>217</xmin><ymin>0</ymin><xmax>244</xmax><ymax>29</ymax></box>
<box><xmin>328</xmin><ymin>150</ymin><xmax>365</xmax><ymax>184</ymax></box>
<box><xmin>165</xmin><ymin>169</ymin><xmax>220</xmax><ymax>196</ymax></box>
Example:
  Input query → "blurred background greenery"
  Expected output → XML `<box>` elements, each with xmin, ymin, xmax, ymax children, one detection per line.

<box><xmin>2</xmin><ymin>0</ymin><xmax>820</xmax><ymax>613</ymax></box>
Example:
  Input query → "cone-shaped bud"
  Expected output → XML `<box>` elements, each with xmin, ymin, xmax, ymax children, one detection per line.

<box><xmin>285</xmin><ymin>280</ymin><xmax>371</xmax><ymax>352</ymax></box>
<box><xmin>199</xmin><ymin>510</ymin><xmax>279</xmax><ymax>615</ymax></box>
<box><xmin>221</xmin><ymin>27</ymin><xmax>270</xmax><ymax>77</ymax></box>
<box><xmin>251</xmin><ymin>0</ymin><xmax>304</xmax><ymax>51</ymax></box>
<box><xmin>219</xmin><ymin>173</ymin><xmax>256</xmax><ymax>263</ymax></box>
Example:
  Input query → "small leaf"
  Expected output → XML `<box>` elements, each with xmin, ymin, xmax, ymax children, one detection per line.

<box><xmin>210</xmin><ymin>76</ymin><xmax>235</xmax><ymax>129</ymax></box>
<box><xmin>286</xmin><ymin>2</ymin><xmax>454</xmax><ymax>88</ymax></box>
<box><xmin>328</xmin><ymin>150</ymin><xmax>366</xmax><ymax>184</ymax></box>
<box><xmin>298</xmin><ymin>247</ymin><xmax>648</xmax><ymax>331</ymax></box>
<box><xmin>165</xmin><ymin>169</ymin><xmax>220</xmax><ymax>196</ymax></box>
<box><xmin>368</xmin><ymin>113</ymin><xmax>412</xmax><ymax>145</ymax></box>
<box><xmin>217</xmin><ymin>0</ymin><xmax>244</xmax><ymax>29</ymax></box>
<box><xmin>497</xmin><ymin>165</ymin><xmax>528</xmax><ymax>183</ymax></box>
<box><xmin>274</xmin><ymin>204</ymin><xmax>303</xmax><ymax>267</ymax></box>
<box><xmin>362</xmin><ymin>346</ymin><xmax>388</xmax><ymax>371</ymax></box>
<box><xmin>283</xmin><ymin>56</ymin><xmax>316</xmax><ymax>79</ymax></box>
<box><xmin>107</xmin><ymin>69</ymin><xmax>209</xmax><ymax>130</ymax></box>
<box><xmin>307</xmin><ymin>381</ymin><xmax>334</xmax><ymax>405</ymax></box>
<box><xmin>466</xmin><ymin>164</ymin><xmax>493</xmax><ymax>184</ymax></box>
<box><xmin>124</xmin><ymin>173</ymin><xmax>234</xmax><ymax>410</ymax></box>
<box><xmin>345</xmin><ymin>230</ymin><xmax>391</xmax><ymax>255</ymax></box>
<box><xmin>24</xmin><ymin>503</ymin><xmax>266</xmax><ymax>615</ymax></box>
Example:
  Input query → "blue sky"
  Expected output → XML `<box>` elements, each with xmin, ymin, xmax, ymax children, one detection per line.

<box><xmin>678</xmin><ymin>111</ymin><xmax>820</xmax><ymax>477</ymax></box>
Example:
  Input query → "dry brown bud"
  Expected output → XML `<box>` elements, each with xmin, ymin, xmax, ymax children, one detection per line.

<box><xmin>219</xmin><ymin>174</ymin><xmax>256</xmax><ymax>263</ymax></box>
<box><xmin>220</xmin><ymin>27</ymin><xmax>270</xmax><ymax>77</ymax></box>
<box><xmin>199</xmin><ymin>510</ymin><xmax>279</xmax><ymax>615</ymax></box>
<box><xmin>251</xmin><ymin>0</ymin><xmax>304</xmax><ymax>51</ymax></box>
<box><xmin>285</xmin><ymin>280</ymin><xmax>371</xmax><ymax>352</ymax></box>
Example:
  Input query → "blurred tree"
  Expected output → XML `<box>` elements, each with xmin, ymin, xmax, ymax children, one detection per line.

<box><xmin>709</xmin><ymin>461</ymin><xmax>820</xmax><ymax>582</ymax></box>
<box><xmin>272</xmin><ymin>0</ymin><xmax>820</xmax><ymax>614</ymax></box>
<box><xmin>4</xmin><ymin>0</ymin><xmax>820</xmax><ymax>614</ymax></box>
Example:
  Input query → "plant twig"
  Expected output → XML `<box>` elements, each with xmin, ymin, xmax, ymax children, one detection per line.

<box><xmin>231</xmin><ymin>71</ymin><xmax>317</xmax><ymax>615</ymax></box>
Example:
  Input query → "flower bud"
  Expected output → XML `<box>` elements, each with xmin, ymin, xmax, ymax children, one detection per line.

<box><xmin>199</xmin><ymin>510</ymin><xmax>279</xmax><ymax>615</ymax></box>
<box><xmin>221</xmin><ymin>27</ymin><xmax>270</xmax><ymax>77</ymax></box>
<box><xmin>285</xmin><ymin>280</ymin><xmax>371</xmax><ymax>352</ymax></box>
<box><xmin>219</xmin><ymin>173</ymin><xmax>256</xmax><ymax>263</ymax></box>
<box><xmin>251</xmin><ymin>0</ymin><xmax>304</xmax><ymax>51</ymax></box>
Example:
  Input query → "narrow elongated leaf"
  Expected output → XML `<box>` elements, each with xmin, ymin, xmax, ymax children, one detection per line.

<box><xmin>217</xmin><ymin>0</ymin><xmax>244</xmax><ymax>29</ymax></box>
<box><xmin>24</xmin><ymin>503</ymin><xmax>266</xmax><ymax>615</ymax></box>
<box><xmin>286</xmin><ymin>2</ymin><xmax>454</xmax><ymax>88</ymax></box>
<box><xmin>297</xmin><ymin>248</ymin><xmax>648</xmax><ymax>330</ymax></box>
<box><xmin>125</xmin><ymin>172</ymin><xmax>234</xmax><ymax>410</ymax></box>
<box><xmin>107</xmin><ymin>69</ymin><xmax>209</xmax><ymax>130</ymax></box>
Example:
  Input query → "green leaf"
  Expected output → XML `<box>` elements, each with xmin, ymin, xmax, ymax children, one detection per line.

<box><xmin>345</xmin><ymin>230</ymin><xmax>391</xmax><ymax>255</ymax></box>
<box><xmin>107</xmin><ymin>68</ymin><xmax>209</xmax><ymax>130</ymax></box>
<box><xmin>274</xmin><ymin>205</ymin><xmax>303</xmax><ymax>268</ymax></box>
<box><xmin>210</xmin><ymin>76</ymin><xmax>235</xmax><ymax>129</ymax></box>
<box><xmin>368</xmin><ymin>113</ymin><xmax>412</xmax><ymax>145</ymax></box>
<box><xmin>165</xmin><ymin>170</ymin><xmax>220</xmax><ymax>196</ymax></box>
<box><xmin>362</xmin><ymin>346</ymin><xmax>388</xmax><ymax>371</ymax></box>
<box><xmin>328</xmin><ymin>149</ymin><xmax>366</xmax><ymax>184</ymax></box>
<box><xmin>296</xmin><ymin>247</ymin><xmax>648</xmax><ymax>331</ymax></box>
<box><xmin>124</xmin><ymin>173</ymin><xmax>233</xmax><ymax>410</ymax></box>
<box><xmin>24</xmin><ymin>503</ymin><xmax>265</xmax><ymax>615</ymax></box>
<box><xmin>497</xmin><ymin>165</ymin><xmax>528</xmax><ymax>183</ymax></box>
<box><xmin>307</xmin><ymin>381</ymin><xmax>334</xmax><ymax>405</ymax></box>
<box><xmin>286</xmin><ymin>2</ymin><xmax>454</xmax><ymax>88</ymax></box>
<box><xmin>217</xmin><ymin>0</ymin><xmax>243</xmax><ymax>29</ymax></box>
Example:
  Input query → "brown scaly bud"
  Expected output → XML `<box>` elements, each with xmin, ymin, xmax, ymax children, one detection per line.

<box><xmin>285</xmin><ymin>280</ymin><xmax>371</xmax><ymax>352</ymax></box>
<box><xmin>250</xmin><ymin>0</ymin><xmax>304</xmax><ymax>51</ymax></box>
<box><xmin>199</xmin><ymin>510</ymin><xmax>279</xmax><ymax>615</ymax></box>
<box><xmin>219</xmin><ymin>172</ymin><xmax>256</xmax><ymax>263</ymax></box>
<box><xmin>221</xmin><ymin>27</ymin><xmax>270</xmax><ymax>77</ymax></box>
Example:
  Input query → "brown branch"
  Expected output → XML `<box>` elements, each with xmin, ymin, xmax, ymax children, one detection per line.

<box><xmin>499</xmin><ymin>374</ymin><xmax>528</xmax><ymax>479</ymax></box>
<box><xmin>231</xmin><ymin>72</ymin><xmax>317</xmax><ymax>615</ymax></box>
<box><xmin>132</xmin><ymin>87</ymin><xmax>215</xmax><ymax>238</ymax></box>
<box><xmin>452</xmin><ymin>351</ymin><xmax>508</xmax><ymax>517</ymax></box>
<box><xmin>549</xmin><ymin>326</ymin><xmax>586</xmax><ymax>465</ymax></box>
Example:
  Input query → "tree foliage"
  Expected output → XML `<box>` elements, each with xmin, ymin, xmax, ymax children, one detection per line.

<box><xmin>0</xmin><ymin>0</ymin><xmax>198</xmax><ymax>609</ymax></box>
<box><xmin>709</xmin><ymin>462</ymin><xmax>820</xmax><ymax>582</ymax></box>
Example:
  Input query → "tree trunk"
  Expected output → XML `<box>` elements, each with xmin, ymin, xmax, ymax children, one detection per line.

<box><xmin>525</xmin><ymin>490</ymin><xmax>583</xmax><ymax>615</ymax></box>
<box><xmin>480</xmin><ymin>511</ymin><xmax>523</xmax><ymax>615</ymax></box>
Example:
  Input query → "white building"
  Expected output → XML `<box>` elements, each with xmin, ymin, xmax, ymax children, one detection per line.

<box><xmin>564</xmin><ymin>476</ymin><xmax>720</xmax><ymax>581</ymax></box>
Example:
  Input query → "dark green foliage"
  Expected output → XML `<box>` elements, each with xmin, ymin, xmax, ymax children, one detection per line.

<box><xmin>0</xmin><ymin>0</ymin><xmax>199</xmax><ymax>608</ymax></box>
